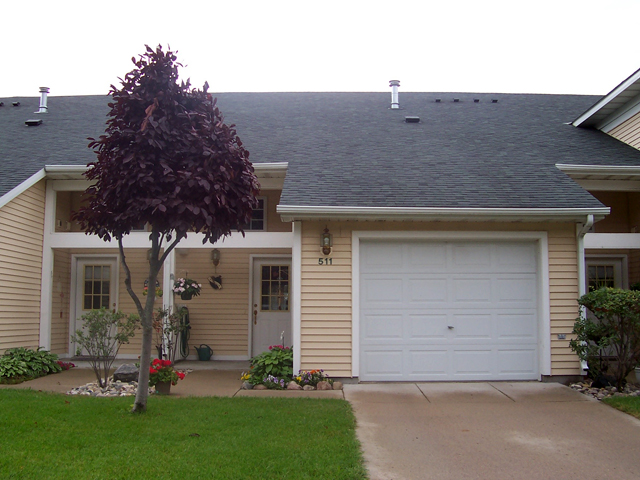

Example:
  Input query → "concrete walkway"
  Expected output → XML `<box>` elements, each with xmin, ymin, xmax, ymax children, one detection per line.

<box><xmin>344</xmin><ymin>382</ymin><xmax>640</xmax><ymax>480</ymax></box>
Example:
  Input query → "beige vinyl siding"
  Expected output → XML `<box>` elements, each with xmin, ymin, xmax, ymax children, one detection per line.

<box><xmin>0</xmin><ymin>181</ymin><xmax>46</xmax><ymax>353</ymax></box>
<box><xmin>175</xmin><ymin>248</ymin><xmax>290</xmax><ymax>357</ymax></box>
<box><xmin>51</xmin><ymin>250</ymin><xmax>71</xmax><ymax>354</ymax></box>
<box><xmin>262</xmin><ymin>190</ymin><xmax>291</xmax><ymax>232</ymax></box>
<box><xmin>548</xmin><ymin>228</ymin><xmax>580</xmax><ymax>376</ymax></box>
<box><xmin>608</xmin><ymin>111</ymin><xmax>640</xmax><ymax>150</ymax></box>
<box><xmin>299</xmin><ymin>220</ymin><xmax>582</xmax><ymax>378</ymax></box>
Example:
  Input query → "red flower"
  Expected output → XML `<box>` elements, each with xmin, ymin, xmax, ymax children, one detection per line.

<box><xmin>161</xmin><ymin>360</ymin><xmax>172</xmax><ymax>367</ymax></box>
<box><xmin>149</xmin><ymin>368</ymin><xmax>157</xmax><ymax>374</ymax></box>
<box><xmin>177</xmin><ymin>372</ymin><xmax>185</xmax><ymax>380</ymax></box>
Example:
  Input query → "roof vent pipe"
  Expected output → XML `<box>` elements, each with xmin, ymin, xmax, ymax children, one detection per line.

<box><xmin>36</xmin><ymin>87</ymin><xmax>50</xmax><ymax>113</ymax></box>
<box><xmin>389</xmin><ymin>80</ymin><xmax>400</xmax><ymax>109</ymax></box>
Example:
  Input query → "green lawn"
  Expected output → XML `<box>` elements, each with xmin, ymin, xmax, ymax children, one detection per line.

<box><xmin>603</xmin><ymin>395</ymin><xmax>640</xmax><ymax>420</ymax></box>
<box><xmin>0</xmin><ymin>390</ymin><xmax>367</xmax><ymax>479</ymax></box>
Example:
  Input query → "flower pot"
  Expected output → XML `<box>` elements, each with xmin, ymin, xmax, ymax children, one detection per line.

<box><xmin>180</xmin><ymin>291</ymin><xmax>193</xmax><ymax>301</ymax></box>
<box><xmin>155</xmin><ymin>381</ymin><xmax>171</xmax><ymax>395</ymax></box>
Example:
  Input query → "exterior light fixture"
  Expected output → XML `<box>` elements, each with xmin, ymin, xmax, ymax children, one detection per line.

<box><xmin>211</xmin><ymin>249</ymin><xmax>221</xmax><ymax>267</ymax></box>
<box><xmin>321</xmin><ymin>227</ymin><xmax>333</xmax><ymax>256</ymax></box>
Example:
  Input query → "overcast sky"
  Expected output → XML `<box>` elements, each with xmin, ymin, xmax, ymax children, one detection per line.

<box><xmin>2</xmin><ymin>0</ymin><xmax>639</xmax><ymax>98</ymax></box>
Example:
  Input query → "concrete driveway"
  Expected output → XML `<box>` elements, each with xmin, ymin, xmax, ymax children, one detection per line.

<box><xmin>343</xmin><ymin>382</ymin><xmax>640</xmax><ymax>480</ymax></box>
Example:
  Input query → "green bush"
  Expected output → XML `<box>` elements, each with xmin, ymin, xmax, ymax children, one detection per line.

<box><xmin>71</xmin><ymin>308</ymin><xmax>139</xmax><ymax>388</ymax></box>
<box><xmin>247</xmin><ymin>345</ymin><xmax>293</xmax><ymax>385</ymax></box>
<box><xmin>570</xmin><ymin>288</ymin><xmax>640</xmax><ymax>389</ymax></box>
<box><xmin>0</xmin><ymin>347</ymin><xmax>62</xmax><ymax>381</ymax></box>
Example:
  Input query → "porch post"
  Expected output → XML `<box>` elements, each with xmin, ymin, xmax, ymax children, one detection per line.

<box><xmin>292</xmin><ymin>221</ymin><xmax>302</xmax><ymax>373</ymax></box>
<box><xmin>38</xmin><ymin>181</ymin><xmax>56</xmax><ymax>351</ymax></box>
<box><xmin>576</xmin><ymin>215</ymin><xmax>594</xmax><ymax>373</ymax></box>
<box><xmin>162</xmin><ymin>248</ymin><xmax>175</xmax><ymax>359</ymax></box>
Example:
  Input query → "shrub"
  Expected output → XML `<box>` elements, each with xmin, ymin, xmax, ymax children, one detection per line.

<box><xmin>247</xmin><ymin>345</ymin><xmax>293</xmax><ymax>385</ymax></box>
<box><xmin>570</xmin><ymin>288</ymin><xmax>640</xmax><ymax>389</ymax></box>
<box><xmin>292</xmin><ymin>369</ymin><xmax>332</xmax><ymax>388</ymax></box>
<box><xmin>0</xmin><ymin>347</ymin><xmax>62</xmax><ymax>381</ymax></box>
<box><xmin>71</xmin><ymin>308</ymin><xmax>139</xmax><ymax>388</ymax></box>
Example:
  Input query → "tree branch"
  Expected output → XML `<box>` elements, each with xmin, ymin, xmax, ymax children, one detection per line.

<box><xmin>118</xmin><ymin>237</ymin><xmax>144</xmax><ymax>318</ymax></box>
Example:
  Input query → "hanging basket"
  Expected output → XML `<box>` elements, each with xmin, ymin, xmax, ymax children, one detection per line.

<box><xmin>180</xmin><ymin>291</ymin><xmax>193</xmax><ymax>301</ymax></box>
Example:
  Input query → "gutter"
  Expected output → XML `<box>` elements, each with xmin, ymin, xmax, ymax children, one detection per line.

<box><xmin>576</xmin><ymin>214</ymin><xmax>595</xmax><ymax>373</ymax></box>
<box><xmin>277</xmin><ymin>205</ymin><xmax>610</xmax><ymax>222</ymax></box>
<box><xmin>556</xmin><ymin>164</ymin><xmax>640</xmax><ymax>177</ymax></box>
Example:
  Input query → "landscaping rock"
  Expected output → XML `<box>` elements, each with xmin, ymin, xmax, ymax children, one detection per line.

<box><xmin>317</xmin><ymin>381</ymin><xmax>332</xmax><ymax>390</ymax></box>
<box><xmin>253</xmin><ymin>384</ymin><xmax>267</xmax><ymax>390</ymax></box>
<box><xmin>572</xmin><ymin>379</ymin><xmax>640</xmax><ymax>401</ymax></box>
<box><xmin>332</xmin><ymin>381</ymin><xmax>343</xmax><ymax>390</ymax></box>
<box><xmin>303</xmin><ymin>385</ymin><xmax>315</xmax><ymax>391</ymax></box>
<box><xmin>113</xmin><ymin>364</ymin><xmax>139</xmax><ymax>383</ymax></box>
<box><xmin>287</xmin><ymin>382</ymin><xmax>302</xmax><ymax>390</ymax></box>
<box><xmin>242</xmin><ymin>381</ymin><xmax>254</xmax><ymax>390</ymax></box>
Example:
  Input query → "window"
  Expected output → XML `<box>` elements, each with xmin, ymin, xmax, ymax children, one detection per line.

<box><xmin>83</xmin><ymin>265</ymin><xmax>111</xmax><ymax>310</ymax></box>
<box><xmin>588</xmin><ymin>265</ymin><xmax>616</xmax><ymax>291</ymax></box>
<box><xmin>260</xmin><ymin>265</ymin><xmax>289</xmax><ymax>311</ymax></box>
<box><xmin>245</xmin><ymin>197</ymin><xmax>266</xmax><ymax>231</ymax></box>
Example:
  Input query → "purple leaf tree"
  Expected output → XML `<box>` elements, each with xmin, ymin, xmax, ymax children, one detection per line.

<box><xmin>74</xmin><ymin>45</ymin><xmax>259</xmax><ymax>412</ymax></box>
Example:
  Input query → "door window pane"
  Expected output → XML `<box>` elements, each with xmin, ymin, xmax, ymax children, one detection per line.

<box><xmin>260</xmin><ymin>265</ymin><xmax>289</xmax><ymax>311</ymax></box>
<box><xmin>83</xmin><ymin>264</ymin><xmax>112</xmax><ymax>311</ymax></box>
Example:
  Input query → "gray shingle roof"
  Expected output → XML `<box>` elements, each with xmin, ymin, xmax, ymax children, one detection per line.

<box><xmin>2</xmin><ymin>92</ymin><xmax>640</xmax><ymax>209</ymax></box>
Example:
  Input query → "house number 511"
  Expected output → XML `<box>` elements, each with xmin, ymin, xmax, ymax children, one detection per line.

<box><xmin>318</xmin><ymin>258</ymin><xmax>333</xmax><ymax>265</ymax></box>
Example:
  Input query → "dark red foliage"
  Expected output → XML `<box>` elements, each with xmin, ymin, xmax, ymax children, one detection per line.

<box><xmin>74</xmin><ymin>45</ymin><xmax>259</xmax><ymax>244</ymax></box>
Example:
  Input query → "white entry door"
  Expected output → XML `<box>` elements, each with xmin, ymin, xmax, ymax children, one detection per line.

<box><xmin>73</xmin><ymin>258</ymin><xmax>118</xmax><ymax>356</ymax></box>
<box><xmin>252</xmin><ymin>258</ymin><xmax>292</xmax><ymax>356</ymax></box>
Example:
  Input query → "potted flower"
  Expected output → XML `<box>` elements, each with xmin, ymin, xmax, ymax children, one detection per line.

<box><xmin>148</xmin><ymin>359</ymin><xmax>185</xmax><ymax>394</ymax></box>
<box><xmin>172</xmin><ymin>278</ymin><xmax>201</xmax><ymax>300</ymax></box>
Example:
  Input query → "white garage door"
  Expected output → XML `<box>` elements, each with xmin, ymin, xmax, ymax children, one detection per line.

<box><xmin>359</xmin><ymin>240</ymin><xmax>539</xmax><ymax>381</ymax></box>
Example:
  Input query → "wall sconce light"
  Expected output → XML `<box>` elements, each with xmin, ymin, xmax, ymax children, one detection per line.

<box><xmin>211</xmin><ymin>249</ymin><xmax>221</xmax><ymax>267</ymax></box>
<box><xmin>321</xmin><ymin>227</ymin><xmax>333</xmax><ymax>256</ymax></box>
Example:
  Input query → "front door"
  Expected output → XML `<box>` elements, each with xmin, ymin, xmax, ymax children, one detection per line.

<box><xmin>252</xmin><ymin>258</ymin><xmax>292</xmax><ymax>356</ymax></box>
<box><xmin>73</xmin><ymin>258</ymin><xmax>118</xmax><ymax>355</ymax></box>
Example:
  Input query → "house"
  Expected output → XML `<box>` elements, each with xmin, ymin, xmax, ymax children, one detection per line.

<box><xmin>2</xmin><ymin>72</ymin><xmax>640</xmax><ymax>383</ymax></box>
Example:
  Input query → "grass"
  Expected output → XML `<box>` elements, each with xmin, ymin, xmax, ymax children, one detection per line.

<box><xmin>0</xmin><ymin>389</ymin><xmax>367</xmax><ymax>480</ymax></box>
<box><xmin>603</xmin><ymin>395</ymin><xmax>640</xmax><ymax>420</ymax></box>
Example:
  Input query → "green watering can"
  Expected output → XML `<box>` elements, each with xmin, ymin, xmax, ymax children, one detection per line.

<box><xmin>195</xmin><ymin>344</ymin><xmax>213</xmax><ymax>361</ymax></box>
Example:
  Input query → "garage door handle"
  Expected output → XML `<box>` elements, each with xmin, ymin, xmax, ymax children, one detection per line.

<box><xmin>448</xmin><ymin>325</ymin><xmax>454</xmax><ymax>329</ymax></box>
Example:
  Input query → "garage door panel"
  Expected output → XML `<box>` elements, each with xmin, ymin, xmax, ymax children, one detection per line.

<box><xmin>361</xmin><ymin>314</ymin><xmax>403</xmax><ymax>341</ymax></box>
<box><xmin>496</xmin><ymin>349</ymin><xmax>537</xmax><ymax>375</ymax></box>
<box><xmin>407</xmin><ymin>244</ymin><xmax>447</xmax><ymax>268</ymax></box>
<box><xmin>408</xmin><ymin>350</ymin><xmax>448</xmax><ymax>376</ymax></box>
<box><xmin>452</xmin><ymin>278</ymin><xmax>492</xmax><ymax>302</ymax></box>
<box><xmin>452</xmin><ymin>349</ymin><xmax>493</xmax><ymax>375</ymax></box>
<box><xmin>409</xmin><ymin>314</ymin><xmax>448</xmax><ymax>339</ymax></box>
<box><xmin>496</xmin><ymin>277</ymin><xmax>537</xmax><ymax>303</ymax></box>
<box><xmin>408</xmin><ymin>278</ymin><xmax>449</xmax><ymax>302</ymax></box>
<box><xmin>362</xmin><ymin>349</ymin><xmax>404</xmax><ymax>378</ymax></box>
<box><xmin>451</xmin><ymin>244</ymin><xmax>493</xmax><ymax>271</ymax></box>
<box><xmin>451</xmin><ymin>314</ymin><xmax>492</xmax><ymax>339</ymax></box>
<box><xmin>496</xmin><ymin>313</ymin><xmax>537</xmax><ymax>339</ymax></box>
<box><xmin>362</xmin><ymin>277</ymin><xmax>403</xmax><ymax>304</ymax></box>
<box><xmin>497</xmin><ymin>244</ymin><xmax>537</xmax><ymax>271</ymax></box>
<box><xmin>360</xmin><ymin>239</ymin><xmax>540</xmax><ymax>381</ymax></box>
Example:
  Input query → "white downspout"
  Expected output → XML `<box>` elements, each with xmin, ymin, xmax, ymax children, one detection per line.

<box><xmin>576</xmin><ymin>214</ymin><xmax>594</xmax><ymax>373</ymax></box>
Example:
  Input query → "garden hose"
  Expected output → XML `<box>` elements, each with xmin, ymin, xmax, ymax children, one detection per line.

<box><xmin>179</xmin><ymin>307</ymin><xmax>191</xmax><ymax>359</ymax></box>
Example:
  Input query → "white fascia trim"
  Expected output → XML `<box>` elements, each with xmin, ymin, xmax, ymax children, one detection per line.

<box><xmin>292</xmin><ymin>222</ymin><xmax>302</xmax><ymax>373</ymax></box>
<box><xmin>556</xmin><ymin>164</ymin><xmax>640</xmax><ymax>176</ymax></box>
<box><xmin>278</xmin><ymin>205</ymin><xmax>610</xmax><ymax>222</ymax></box>
<box><xmin>44</xmin><ymin>165</ymin><xmax>88</xmax><ymax>175</ymax></box>
<box><xmin>350</xmin><ymin>230</ymin><xmax>552</xmax><ymax>378</ymax></box>
<box><xmin>253</xmin><ymin>162</ymin><xmax>288</xmax><ymax>172</ymax></box>
<box><xmin>597</xmin><ymin>94</ymin><xmax>640</xmax><ymax>133</ymax></box>
<box><xmin>0</xmin><ymin>169</ymin><xmax>46</xmax><ymax>210</ymax></box>
<box><xmin>573</xmin><ymin>67</ymin><xmax>640</xmax><ymax>127</ymax></box>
